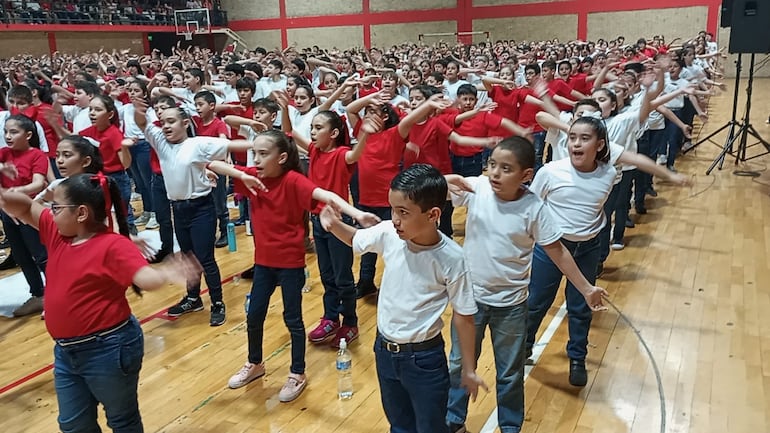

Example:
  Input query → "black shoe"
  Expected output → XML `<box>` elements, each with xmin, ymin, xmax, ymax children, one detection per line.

<box><xmin>240</xmin><ymin>267</ymin><xmax>254</xmax><ymax>279</ymax></box>
<box><xmin>525</xmin><ymin>347</ymin><xmax>535</xmax><ymax>365</ymax></box>
<box><xmin>645</xmin><ymin>187</ymin><xmax>657</xmax><ymax>197</ymax></box>
<box><xmin>635</xmin><ymin>206</ymin><xmax>647</xmax><ymax>215</ymax></box>
<box><xmin>167</xmin><ymin>296</ymin><xmax>204</xmax><ymax>317</ymax></box>
<box><xmin>569</xmin><ymin>359</ymin><xmax>588</xmax><ymax>387</ymax></box>
<box><xmin>355</xmin><ymin>280</ymin><xmax>378</xmax><ymax>299</ymax></box>
<box><xmin>215</xmin><ymin>234</ymin><xmax>228</xmax><ymax>248</ymax></box>
<box><xmin>625</xmin><ymin>219</ymin><xmax>635</xmax><ymax>228</ymax></box>
<box><xmin>596</xmin><ymin>262</ymin><xmax>604</xmax><ymax>278</ymax></box>
<box><xmin>210</xmin><ymin>301</ymin><xmax>226</xmax><ymax>326</ymax></box>
<box><xmin>149</xmin><ymin>248</ymin><xmax>172</xmax><ymax>264</ymax></box>
<box><xmin>448</xmin><ymin>423</ymin><xmax>467</xmax><ymax>433</ymax></box>
<box><xmin>0</xmin><ymin>254</ymin><xmax>17</xmax><ymax>270</ymax></box>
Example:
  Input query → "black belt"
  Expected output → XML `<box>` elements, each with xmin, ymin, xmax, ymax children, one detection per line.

<box><xmin>171</xmin><ymin>194</ymin><xmax>211</xmax><ymax>204</ymax></box>
<box><xmin>55</xmin><ymin>319</ymin><xmax>130</xmax><ymax>347</ymax></box>
<box><xmin>378</xmin><ymin>332</ymin><xmax>443</xmax><ymax>353</ymax></box>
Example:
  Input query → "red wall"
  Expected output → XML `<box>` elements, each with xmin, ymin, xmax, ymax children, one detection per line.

<box><xmin>229</xmin><ymin>0</ymin><xmax>722</xmax><ymax>48</ymax></box>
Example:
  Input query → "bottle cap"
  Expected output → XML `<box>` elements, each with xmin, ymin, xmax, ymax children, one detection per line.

<box><xmin>339</xmin><ymin>338</ymin><xmax>347</xmax><ymax>349</ymax></box>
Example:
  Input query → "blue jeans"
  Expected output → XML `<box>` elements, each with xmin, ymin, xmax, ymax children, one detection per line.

<box><xmin>171</xmin><ymin>194</ymin><xmax>222</xmax><ymax>302</ymax></box>
<box><xmin>128</xmin><ymin>141</ymin><xmax>153</xmax><ymax>213</ymax></box>
<box><xmin>664</xmin><ymin>108</ymin><xmax>685</xmax><ymax>166</ymax></box>
<box><xmin>247</xmin><ymin>265</ymin><xmax>306</xmax><ymax>374</ymax></box>
<box><xmin>636</xmin><ymin>129</ymin><xmax>665</xmax><ymax>207</ymax></box>
<box><xmin>106</xmin><ymin>170</ymin><xmax>135</xmax><ymax>228</ymax></box>
<box><xmin>526</xmin><ymin>237</ymin><xmax>599</xmax><ymax>361</ymax></box>
<box><xmin>450</xmin><ymin>152</ymin><xmax>483</xmax><ymax>178</ymax></box>
<box><xmin>447</xmin><ymin>301</ymin><xmax>527</xmax><ymax>433</ymax></box>
<box><xmin>356</xmin><ymin>205</ymin><xmax>392</xmax><ymax>283</ymax></box>
<box><xmin>312</xmin><ymin>215</ymin><xmax>357</xmax><ymax>326</ymax></box>
<box><xmin>613</xmin><ymin>169</ymin><xmax>636</xmax><ymax>244</ymax></box>
<box><xmin>598</xmin><ymin>183</ymin><xmax>619</xmax><ymax>264</ymax></box>
<box><xmin>531</xmin><ymin>131</ymin><xmax>547</xmax><ymax>173</ymax></box>
<box><xmin>1</xmin><ymin>211</ymin><xmax>46</xmax><ymax>297</ymax></box>
<box><xmin>54</xmin><ymin>316</ymin><xmax>144</xmax><ymax>433</ymax></box>
<box><xmin>151</xmin><ymin>174</ymin><xmax>174</xmax><ymax>255</ymax></box>
<box><xmin>211</xmin><ymin>175</ymin><xmax>229</xmax><ymax>236</ymax></box>
<box><xmin>374</xmin><ymin>334</ymin><xmax>450</xmax><ymax>433</ymax></box>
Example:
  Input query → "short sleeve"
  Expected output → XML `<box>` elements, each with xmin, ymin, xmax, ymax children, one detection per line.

<box><xmin>531</xmin><ymin>200</ymin><xmax>563</xmax><ymax>246</ymax></box>
<box><xmin>450</xmin><ymin>176</ymin><xmax>478</xmax><ymax>208</ymax></box>
<box><xmin>288</xmin><ymin>171</ymin><xmax>318</xmax><ymax>212</ymax></box>
<box><xmin>144</xmin><ymin>124</ymin><xmax>166</xmax><ymax>152</ymax></box>
<box><xmin>231</xmin><ymin>165</ymin><xmax>258</xmax><ymax>196</ymax></box>
<box><xmin>192</xmin><ymin>137</ymin><xmax>229</xmax><ymax>163</ymax></box>
<box><xmin>351</xmin><ymin>221</ymin><xmax>390</xmax><ymax>255</ymax></box>
<box><xmin>445</xmin><ymin>269</ymin><xmax>477</xmax><ymax>316</ymax></box>
<box><xmin>483</xmin><ymin>112</ymin><xmax>503</xmax><ymax>130</ymax></box>
<box><xmin>31</xmin><ymin>150</ymin><xmax>49</xmax><ymax>175</ymax></box>
<box><xmin>103</xmin><ymin>236</ymin><xmax>151</xmax><ymax>287</ymax></box>
<box><xmin>529</xmin><ymin>168</ymin><xmax>549</xmax><ymax>200</ymax></box>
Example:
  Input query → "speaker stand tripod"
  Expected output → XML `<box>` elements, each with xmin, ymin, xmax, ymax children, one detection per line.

<box><xmin>704</xmin><ymin>53</ymin><xmax>770</xmax><ymax>175</ymax></box>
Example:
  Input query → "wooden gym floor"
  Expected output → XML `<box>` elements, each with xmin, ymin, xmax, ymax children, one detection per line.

<box><xmin>1</xmin><ymin>78</ymin><xmax>769</xmax><ymax>433</ymax></box>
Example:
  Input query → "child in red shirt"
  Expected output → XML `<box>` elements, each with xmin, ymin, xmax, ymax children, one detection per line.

<box><xmin>207</xmin><ymin>130</ymin><xmax>379</xmax><ymax>402</ymax></box>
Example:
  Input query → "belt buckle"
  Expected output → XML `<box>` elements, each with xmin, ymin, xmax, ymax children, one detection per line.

<box><xmin>385</xmin><ymin>341</ymin><xmax>401</xmax><ymax>353</ymax></box>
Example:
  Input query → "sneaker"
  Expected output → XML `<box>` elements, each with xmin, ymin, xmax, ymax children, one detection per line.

<box><xmin>569</xmin><ymin>359</ymin><xmax>588</xmax><ymax>387</ymax></box>
<box><xmin>449</xmin><ymin>423</ymin><xmax>467</xmax><ymax>433</ymax></box>
<box><xmin>0</xmin><ymin>254</ymin><xmax>17</xmax><ymax>270</ymax></box>
<box><xmin>308</xmin><ymin>318</ymin><xmax>340</xmax><ymax>342</ymax></box>
<box><xmin>645</xmin><ymin>187</ymin><xmax>658</xmax><ymax>197</ymax></box>
<box><xmin>655</xmin><ymin>154</ymin><xmax>667</xmax><ymax>165</ymax></box>
<box><xmin>215</xmin><ymin>234</ymin><xmax>228</xmax><ymax>249</ymax></box>
<box><xmin>145</xmin><ymin>213</ymin><xmax>159</xmax><ymax>230</ymax></box>
<box><xmin>635</xmin><ymin>206</ymin><xmax>647</xmax><ymax>215</ymax></box>
<box><xmin>278</xmin><ymin>373</ymin><xmax>307</xmax><ymax>402</ymax></box>
<box><xmin>681</xmin><ymin>141</ymin><xmax>695</xmax><ymax>153</ymax></box>
<box><xmin>625</xmin><ymin>219</ymin><xmax>635</xmax><ymax>228</ymax></box>
<box><xmin>331</xmin><ymin>325</ymin><xmax>359</xmax><ymax>349</ymax></box>
<box><xmin>134</xmin><ymin>212</ymin><xmax>150</xmax><ymax>226</ymax></box>
<box><xmin>210</xmin><ymin>302</ymin><xmax>226</xmax><ymax>326</ymax></box>
<box><xmin>227</xmin><ymin>362</ymin><xmax>265</xmax><ymax>389</ymax></box>
<box><xmin>611</xmin><ymin>242</ymin><xmax>625</xmax><ymax>251</ymax></box>
<box><xmin>525</xmin><ymin>347</ymin><xmax>535</xmax><ymax>365</ymax></box>
<box><xmin>355</xmin><ymin>280</ymin><xmax>378</xmax><ymax>299</ymax></box>
<box><xmin>167</xmin><ymin>296</ymin><xmax>204</xmax><ymax>317</ymax></box>
<box><xmin>13</xmin><ymin>296</ymin><xmax>44</xmax><ymax>317</ymax></box>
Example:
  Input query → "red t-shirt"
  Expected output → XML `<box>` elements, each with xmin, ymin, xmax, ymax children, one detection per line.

<box><xmin>451</xmin><ymin>112</ymin><xmax>503</xmax><ymax>157</ymax></box>
<box><xmin>233</xmin><ymin>167</ymin><xmax>317</xmax><ymax>268</ymax></box>
<box><xmin>217</xmin><ymin>103</ymin><xmax>253</xmax><ymax>162</ymax></box>
<box><xmin>489</xmin><ymin>86</ymin><xmax>521</xmax><ymax>124</ymax></box>
<box><xmin>0</xmin><ymin>147</ymin><xmax>48</xmax><ymax>194</ymax></box>
<box><xmin>567</xmin><ymin>73</ymin><xmax>591</xmax><ymax>96</ymax></box>
<box><xmin>358</xmin><ymin>86</ymin><xmax>380</xmax><ymax>98</ymax></box>
<box><xmin>355</xmin><ymin>124</ymin><xmax>407</xmax><ymax>207</ymax></box>
<box><xmin>515</xmin><ymin>88</ymin><xmax>545</xmax><ymax>133</ymax></box>
<box><xmin>404</xmin><ymin>115</ymin><xmax>454</xmax><ymax>174</ymax></box>
<box><xmin>35</xmin><ymin>103</ymin><xmax>59</xmax><ymax>157</ymax></box>
<box><xmin>149</xmin><ymin>120</ymin><xmax>162</xmax><ymax>175</ymax></box>
<box><xmin>38</xmin><ymin>210</ymin><xmax>147</xmax><ymax>339</ymax></box>
<box><xmin>308</xmin><ymin>142</ymin><xmax>354</xmax><ymax>215</ymax></box>
<box><xmin>193</xmin><ymin>116</ymin><xmax>229</xmax><ymax>138</ymax></box>
<box><xmin>547</xmin><ymin>79</ymin><xmax>575</xmax><ymax>112</ymax></box>
<box><xmin>80</xmin><ymin>124</ymin><xmax>125</xmax><ymax>173</ymax></box>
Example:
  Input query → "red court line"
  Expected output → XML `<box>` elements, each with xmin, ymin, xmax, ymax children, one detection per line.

<box><xmin>0</xmin><ymin>273</ymin><xmax>237</xmax><ymax>395</ymax></box>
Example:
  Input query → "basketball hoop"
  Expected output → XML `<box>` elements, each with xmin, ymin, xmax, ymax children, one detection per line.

<box><xmin>183</xmin><ymin>31</ymin><xmax>193</xmax><ymax>41</ymax></box>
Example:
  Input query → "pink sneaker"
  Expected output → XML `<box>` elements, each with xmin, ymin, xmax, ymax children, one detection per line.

<box><xmin>308</xmin><ymin>318</ymin><xmax>339</xmax><ymax>342</ymax></box>
<box><xmin>278</xmin><ymin>373</ymin><xmax>307</xmax><ymax>402</ymax></box>
<box><xmin>331</xmin><ymin>325</ymin><xmax>359</xmax><ymax>349</ymax></box>
<box><xmin>227</xmin><ymin>362</ymin><xmax>265</xmax><ymax>389</ymax></box>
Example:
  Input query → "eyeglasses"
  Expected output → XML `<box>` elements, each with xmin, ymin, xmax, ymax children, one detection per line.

<box><xmin>50</xmin><ymin>203</ymin><xmax>78</xmax><ymax>215</ymax></box>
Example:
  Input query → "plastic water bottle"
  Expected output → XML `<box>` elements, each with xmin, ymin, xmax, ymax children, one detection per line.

<box><xmin>244</xmin><ymin>293</ymin><xmax>251</xmax><ymax>314</ymax></box>
<box><xmin>227</xmin><ymin>222</ymin><xmax>237</xmax><ymax>252</ymax></box>
<box><xmin>336</xmin><ymin>338</ymin><xmax>353</xmax><ymax>399</ymax></box>
<box><xmin>302</xmin><ymin>266</ymin><xmax>311</xmax><ymax>293</ymax></box>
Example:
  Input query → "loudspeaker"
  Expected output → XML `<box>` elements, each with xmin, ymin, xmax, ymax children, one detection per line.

<box><xmin>721</xmin><ymin>0</ymin><xmax>733</xmax><ymax>27</ymax></box>
<box><xmin>729</xmin><ymin>0</ymin><xmax>770</xmax><ymax>53</ymax></box>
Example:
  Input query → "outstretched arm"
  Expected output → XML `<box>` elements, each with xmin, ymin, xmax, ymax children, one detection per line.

<box><xmin>541</xmin><ymin>241</ymin><xmax>608</xmax><ymax>310</ymax></box>
<box><xmin>0</xmin><ymin>189</ymin><xmax>46</xmax><ymax>230</ymax></box>
<box><xmin>319</xmin><ymin>203</ymin><xmax>358</xmax><ymax>246</ymax></box>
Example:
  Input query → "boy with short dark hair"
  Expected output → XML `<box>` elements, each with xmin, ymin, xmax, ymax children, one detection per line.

<box><xmin>321</xmin><ymin>164</ymin><xmax>488</xmax><ymax>433</ymax></box>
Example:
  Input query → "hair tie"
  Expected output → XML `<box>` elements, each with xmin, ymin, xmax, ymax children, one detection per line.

<box><xmin>581</xmin><ymin>111</ymin><xmax>603</xmax><ymax>120</ymax></box>
<box><xmin>91</xmin><ymin>172</ymin><xmax>113</xmax><ymax>232</ymax></box>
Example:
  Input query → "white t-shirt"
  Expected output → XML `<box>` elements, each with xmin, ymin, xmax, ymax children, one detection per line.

<box><xmin>0</xmin><ymin>111</ymin><xmax>49</xmax><ymax>153</ymax></box>
<box><xmin>452</xmin><ymin>176</ymin><xmax>562</xmax><ymax>307</ymax></box>
<box><xmin>530</xmin><ymin>151</ymin><xmax>619</xmax><ymax>242</ymax></box>
<box><xmin>62</xmin><ymin>105</ymin><xmax>91</xmax><ymax>134</ymax></box>
<box><xmin>545</xmin><ymin>111</ymin><xmax>572</xmax><ymax>162</ymax></box>
<box><xmin>352</xmin><ymin>221</ymin><xmax>477</xmax><ymax>343</ymax></box>
<box><xmin>663</xmin><ymin>76</ymin><xmax>688</xmax><ymax>110</ymax></box>
<box><xmin>119</xmin><ymin>103</ymin><xmax>145</xmax><ymax>140</ymax></box>
<box><xmin>254</xmin><ymin>75</ymin><xmax>287</xmax><ymax>101</ymax></box>
<box><xmin>607</xmin><ymin>106</ymin><xmax>644</xmax><ymax>172</ymax></box>
<box><xmin>288</xmin><ymin>105</ymin><xmax>319</xmax><ymax>138</ymax></box>
<box><xmin>442</xmin><ymin>79</ymin><xmax>470</xmax><ymax>101</ymax></box>
<box><xmin>144</xmin><ymin>124</ymin><xmax>229</xmax><ymax>200</ymax></box>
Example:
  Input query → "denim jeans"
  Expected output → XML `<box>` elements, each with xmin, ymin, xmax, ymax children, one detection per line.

<box><xmin>450</xmin><ymin>152</ymin><xmax>484</xmax><ymax>178</ymax></box>
<box><xmin>374</xmin><ymin>334</ymin><xmax>450</xmax><ymax>433</ymax></box>
<box><xmin>526</xmin><ymin>237</ymin><xmax>599</xmax><ymax>361</ymax></box>
<box><xmin>447</xmin><ymin>301</ymin><xmax>527</xmax><ymax>433</ymax></box>
<box><xmin>311</xmin><ymin>215</ymin><xmax>357</xmax><ymax>326</ymax></box>
<box><xmin>54</xmin><ymin>316</ymin><xmax>144</xmax><ymax>433</ymax></box>
<box><xmin>151</xmin><ymin>174</ymin><xmax>174</xmax><ymax>255</ymax></box>
<box><xmin>247</xmin><ymin>265</ymin><xmax>306</xmax><ymax>374</ymax></box>
<box><xmin>211</xmin><ymin>175</ymin><xmax>229</xmax><ymax>236</ymax></box>
<box><xmin>171</xmin><ymin>194</ymin><xmax>222</xmax><ymax>302</ymax></box>
<box><xmin>128</xmin><ymin>141</ymin><xmax>153</xmax><ymax>213</ymax></box>
<box><xmin>1</xmin><ymin>211</ymin><xmax>46</xmax><ymax>297</ymax></box>
<box><xmin>636</xmin><ymin>129</ymin><xmax>665</xmax><ymax>207</ymax></box>
<box><xmin>598</xmin><ymin>183</ymin><xmax>619</xmax><ymax>264</ymax></box>
<box><xmin>531</xmin><ymin>131</ymin><xmax>547</xmax><ymax>173</ymax></box>
<box><xmin>106</xmin><ymin>170</ymin><xmax>135</xmax><ymax>228</ymax></box>
<box><xmin>356</xmin><ymin>205</ymin><xmax>392</xmax><ymax>283</ymax></box>
<box><xmin>664</xmin><ymin>108</ymin><xmax>685</xmax><ymax>166</ymax></box>
<box><xmin>613</xmin><ymin>169</ymin><xmax>636</xmax><ymax>244</ymax></box>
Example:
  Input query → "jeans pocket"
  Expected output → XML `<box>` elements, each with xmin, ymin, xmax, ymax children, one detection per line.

<box><xmin>412</xmin><ymin>349</ymin><xmax>447</xmax><ymax>373</ymax></box>
<box><xmin>118</xmin><ymin>333</ymin><xmax>144</xmax><ymax>376</ymax></box>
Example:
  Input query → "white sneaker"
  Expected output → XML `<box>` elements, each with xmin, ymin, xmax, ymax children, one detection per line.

<box><xmin>227</xmin><ymin>362</ymin><xmax>265</xmax><ymax>389</ymax></box>
<box><xmin>145</xmin><ymin>213</ymin><xmax>159</xmax><ymax>229</ymax></box>
<box><xmin>278</xmin><ymin>373</ymin><xmax>307</xmax><ymax>402</ymax></box>
<box><xmin>611</xmin><ymin>243</ymin><xmax>625</xmax><ymax>251</ymax></box>
<box><xmin>134</xmin><ymin>212</ymin><xmax>150</xmax><ymax>226</ymax></box>
<box><xmin>656</xmin><ymin>155</ymin><xmax>667</xmax><ymax>165</ymax></box>
<box><xmin>131</xmin><ymin>192</ymin><xmax>142</xmax><ymax>202</ymax></box>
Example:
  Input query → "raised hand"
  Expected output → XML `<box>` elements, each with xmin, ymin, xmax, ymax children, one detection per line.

<box><xmin>319</xmin><ymin>202</ymin><xmax>342</xmax><ymax>231</ymax></box>
<box><xmin>361</xmin><ymin>115</ymin><xmax>384</xmax><ymax>134</ymax></box>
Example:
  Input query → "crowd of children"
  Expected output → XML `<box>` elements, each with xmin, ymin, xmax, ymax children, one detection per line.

<box><xmin>0</xmin><ymin>30</ymin><xmax>718</xmax><ymax>432</ymax></box>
